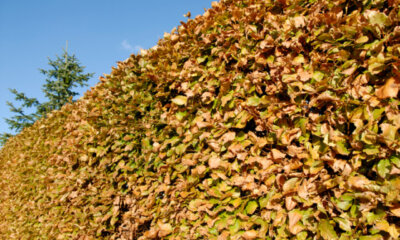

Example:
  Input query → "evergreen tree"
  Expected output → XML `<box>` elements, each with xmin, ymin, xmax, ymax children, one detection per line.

<box><xmin>0</xmin><ymin>48</ymin><xmax>94</xmax><ymax>145</ymax></box>
<box><xmin>40</xmin><ymin>50</ymin><xmax>93</xmax><ymax>112</ymax></box>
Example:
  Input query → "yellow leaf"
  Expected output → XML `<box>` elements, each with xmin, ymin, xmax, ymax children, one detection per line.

<box><xmin>390</xmin><ymin>205</ymin><xmax>400</xmax><ymax>217</ymax></box>
<box><xmin>171</xmin><ymin>95</ymin><xmax>187</xmax><ymax>105</ymax></box>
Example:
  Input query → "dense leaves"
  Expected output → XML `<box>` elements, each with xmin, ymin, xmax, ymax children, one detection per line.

<box><xmin>1</xmin><ymin>0</ymin><xmax>400</xmax><ymax>239</ymax></box>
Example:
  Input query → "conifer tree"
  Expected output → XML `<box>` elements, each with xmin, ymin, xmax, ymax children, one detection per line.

<box><xmin>0</xmin><ymin>47</ymin><xmax>94</xmax><ymax>145</ymax></box>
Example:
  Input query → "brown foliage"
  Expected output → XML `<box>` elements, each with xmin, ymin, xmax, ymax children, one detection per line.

<box><xmin>1</xmin><ymin>0</ymin><xmax>400</xmax><ymax>239</ymax></box>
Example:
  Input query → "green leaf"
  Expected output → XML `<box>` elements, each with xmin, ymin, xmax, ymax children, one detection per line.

<box><xmin>235</xmin><ymin>111</ymin><xmax>252</xmax><ymax>128</ymax></box>
<box><xmin>377</xmin><ymin>159</ymin><xmax>391</xmax><ymax>178</ymax></box>
<box><xmin>176</xmin><ymin>111</ymin><xmax>187</xmax><ymax>121</ymax></box>
<box><xmin>318</xmin><ymin>219</ymin><xmax>338</xmax><ymax>240</ymax></box>
<box><xmin>171</xmin><ymin>95</ymin><xmax>187</xmax><ymax>105</ymax></box>
<box><xmin>229</xmin><ymin>218</ymin><xmax>241</xmax><ymax>234</ymax></box>
<box><xmin>366</xmin><ymin>10</ymin><xmax>389</xmax><ymax>27</ymax></box>
<box><xmin>247</xmin><ymin>96</ymin><xmax>261</xmax><ymax>106</ymax></box>
<box><xmin>355</xmin><ymin>35</ymin><xmax>369</xmax><ymax>44</ymax></box>
<box><xmin>266</xmin><ymin>55</ymin><xmax>274</xmax><ymax>64</ymax></box>
<box><xmin>259</xmin><ymin>197</ymin><xmax>268</xmax><ymax>209</ymax></box>
<box><xmin>197</xmin><ymin>56</ymin><xmax>208</xmax><ymax>64</ymax></box>
<box><xmin>295</xmin><ymin>118</ymin><xmax>308</xmax><ymax>134</ymax></box>
<box><xmin>363</xmin><ymin>145</ymin><xmax>380</xmax><ymax>155</ymax></box>
<box><xmin>296</xmin><ymin>231</ymin><xmax>308</xmax><ymax>240</ymax></box>
<box><xmin>336</xmin><ymin>194</ymin><xmax>353</xmax><ymax>211</ymax></box>
<box><xmin>333</xmin><ymin>217</ymin><xmax>352</xmax><ymax>232</ymax></box>
<box><xmin>366</xmin><ymin>209</ymin><xmax>386</xmax><ymax>225</ymax></box>
<box><xmin>175</xmin><ymin>144</ymin><xmax>186</xmax><ymax>155</ymax></box>
<box><xmin>221</xmin><ymin>91</ymin><xmax>234</xmax><ymax>107</ymax></box>
<box><xmin>230</xmin><ymin>198</ymin><xmax>242</xmax><ymax>208</ymax></box>
<box><xmin>293</xmin><ymin>54</ymin><xmax>305</xmax><ymax>64</ymax></box>
<box><xmin>390</xmin><ymin>155</ymin><xmax>400</xmax><ymax>168</ymax></box>
<box><xmin>368</xmin><ymin>62</ymin><xmax>385</xmax><ymax>75</ymax></box>
<box><xmin>372</xmin><ymin>108</ymin><xmax>385</xmax><ymax>120</ymax></box>
<box><xmin>245</xmin><ymin>201</ymin><xmax>258</xmax><ymax>215</ymax></box>
<box><xmin>313</xmin><ymin>71</ymin><xmax>325</xmax><ymax>82</ymax></box>
<box><xmin>336</xmin><ymin>141</ymin><xmax>350</xmax><ymax>155</ymax></box>
<box><xmin>282</xmin><ymin>74</ymin><xmax>297</xmax><ymax>82</ymax></box>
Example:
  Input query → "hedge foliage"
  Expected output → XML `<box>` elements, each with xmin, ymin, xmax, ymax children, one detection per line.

<box><xmin>1</xmin><ymin>0</ymin><xmax>400</xmax><ymax>239</ymax></box>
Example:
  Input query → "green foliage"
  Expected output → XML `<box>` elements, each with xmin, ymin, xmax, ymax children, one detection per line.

<box><xmin>1</xmin><ymin>49</ymin><xmax>93</xmax><ymax>145</ymax></box>
<box><xmin>5</xmin><ymin>89</ymin><xmax>41</xmax><ymax>132</ymax></box>
<box><xmin>39</xmin><ymin>50</ymin><xmax>93</xmax><ymax>111</ymax></box>
<box><xmin>0</xmin><ymin>133</ymin><xmax>13</xmax><ymax>146</ymax></box>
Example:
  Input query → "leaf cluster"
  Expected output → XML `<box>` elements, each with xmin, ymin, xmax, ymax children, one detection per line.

<box><xmin>1</xmin><ymin>0</ymin><xmax>400</xmax><ymax>239</ymax></box>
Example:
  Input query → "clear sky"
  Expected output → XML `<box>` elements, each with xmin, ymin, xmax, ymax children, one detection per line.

<box><xmin>0</xmin><ymin>0</ymin><xmax>214</xmax><ymax>134</ymax></box>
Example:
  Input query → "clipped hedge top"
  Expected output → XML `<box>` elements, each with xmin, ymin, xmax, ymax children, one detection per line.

<box><xmin>1</xmin><ymin>0</ymin><xmax>400</xmax><ymax>239</ymax></box>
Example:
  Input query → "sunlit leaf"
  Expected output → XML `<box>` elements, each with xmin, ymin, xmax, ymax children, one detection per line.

<box><xmin>171</xmin><ymin>95</ymin><xmax>187</xmax><ymax>105</ymax></box>
<box><xmin>245</xmin><ymin>201</ymin><xmax>258</xmax><ymax>215</ymax></box>
<box><xmin>377</xmin><ymin>159</ymin><xmax>391</xmax><ymax>178</ymax></box>
<box><xmin>318</xmin><ymin>219</ymin><xmax>338</xmax><ymax>240</ymax></box>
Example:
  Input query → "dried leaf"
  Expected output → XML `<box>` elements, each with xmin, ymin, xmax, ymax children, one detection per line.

<box><xmin>242</xmin><ymin>230</ymin><xmax>257</xmax><ymax>240</ymax></box>
<box><xmin>209</xmin><ymin>155</ymin><xmax>221</xmax><ymax>169</ymax></box>
<box><xmin>158</xmin><ymin>223</ymin><xmax>173</xmax><ymax>237</ymax></box>
<box><xmin>376</xmin><ymin>77</ymin><xmax>399</xmax><ymax>99</ymax></box>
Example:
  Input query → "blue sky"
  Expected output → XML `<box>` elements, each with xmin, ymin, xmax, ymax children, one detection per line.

<box><xmin>0</xmin><ymin>0</ymin><xmax>214</xmax><ymax>134</ymax></box>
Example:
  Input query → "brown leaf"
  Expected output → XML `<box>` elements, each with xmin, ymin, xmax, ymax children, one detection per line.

<box><xmin>208</xmin><ymin>156</ymin><xmax>221</xmax><ymax>169</ymax></box>
<box><xmin>194</xmin><ymin>165</ymin><xmax>207</xmax><ymax>175</ymax></box>
<box><xmin>288</xmin><ymin>211</ymin><xmax>303</xmax><ymax>234</ymax></box>
<box><xmin>298</xmin><ymin>68</ymin><xmax>312</xmax><ymax>81</ymax></box>
<box><xmin>293</xmin><ymin>16</ymin><xmax>306</xmax><ymax>28</ymax></box>
<box><xmin>376</xmin><ymin>77</ymin><xmax>400</xmax><ymax>99</ymax></box>
<box><xmin>207</xmin><ymin>140</ymin><xmax>221</xmax><ymax>152</ymax></box>
<box><xmin>390</xmin><ymin>204</ymin><xmax>400</xmax><ymax>217</ymax></box>
<box><xmin>285</xmin><ymin>196</ymin><xmax>297</xmax><ymax>210</ymax></box>
<box><xmin>271</xmin><ymin>149</ymin><xmax>286</xmax><ymax>160</ymax></box>
<box><xmin>221</xmin><ymin>131</ymin><xmax>236</xmax><ymax>144</ymax></box>
<box><xmin>144</xmin><ymin>228</ymin><xmax>158</xmax><ymax>238</ymax></box>
<box><xmin>242</xmin><ymin>230</ymin><xmax>258</xmax><ymax>239</ymax></box>
<box><xmin>158</xmin><ymin>223</ymin><xmax>172</xmax><ymax>237</ymax></box>
<box><xmin>182</xmin><ymin>154</ymin><xmax>196</xmax><ymax>166</ymax></box>
<box><xmin>348</xmin><ymin>176</ymin><xmax>370</xmax><ymax>190</ymax></box>
<box><xmin>341</xmin><ymin>65</ymin><xmax>357</xmax><ymax>75</ymax></box>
